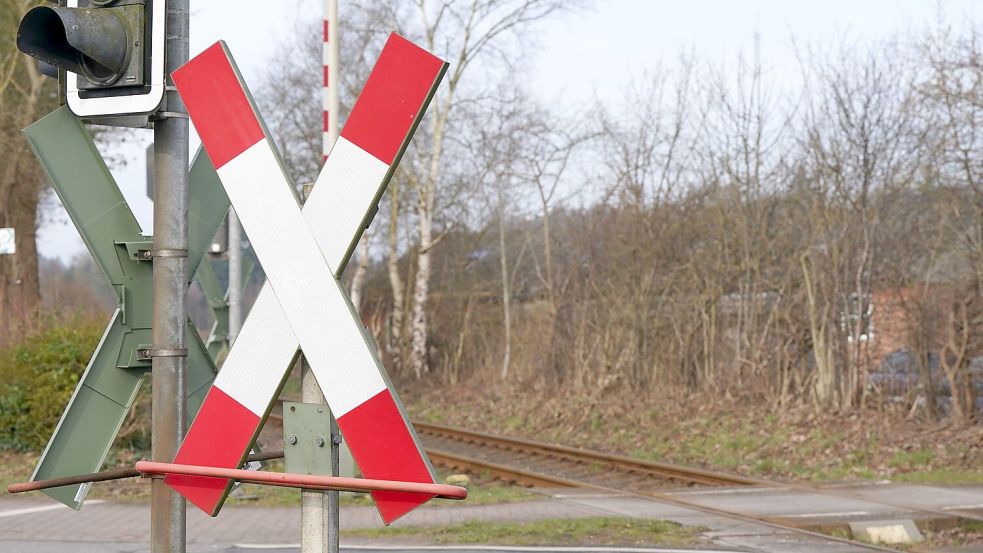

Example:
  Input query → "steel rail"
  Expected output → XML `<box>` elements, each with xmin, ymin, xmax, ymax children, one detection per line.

<box><xmin>423</xmin><ymin>447</ymin><xmax>900</xmax><ymax>553</ymax></box>
<box><xmin>416</xmin><ymin>422</ymin><xmax>983</xmax><ymax>525</ymax></box>
<box><xmin>416</xmin><ymin>421</ymin><xmax>758</xmax><ymax>487</ymax></box>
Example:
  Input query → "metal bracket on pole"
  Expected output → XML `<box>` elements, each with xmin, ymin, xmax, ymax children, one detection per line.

<box><xmin>195</xmin><ymin>250</ymin><xmax>256</xmax><ymax>363</ymax></box>
<box><xmin>283</xmin><ymin>402</ymin><xmax>336</xmax><ymax>477</ymax></box>
<box><xmin>134</xmin><ymin>248</ymin><xmax>189</xmax><ymax>260</ymax></box>
<box><xmin>136</xmin><ymin>348</ymin><xmax>190</xmax><ymax>362</ymax></box>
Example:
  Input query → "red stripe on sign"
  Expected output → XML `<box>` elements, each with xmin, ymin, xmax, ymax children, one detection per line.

<box><xmin>172</xmin><ymin>42</ymin><xmax>264</xmax><ymax>169</ymax></box>
<box><xmin>337</xmin><ymin>389</ymin><xmax>435</xmax><ymax>524</ymax></box>
<box><xmin>164</xmin><ymin>386</ymin><xmax>260</xmax><ymax>515</ymax></box>
<box><xmin>341</xmin><ymin>33</ymin><xmax>446</xmax><ymax>165</ymax></box>
<box><xmin>323</xmin><ymin>20</ymin><xmax>329</xmax><ymax>42</ymax></box>
<box><xmin>323</xmin><ymin>66</ymin><xmax>329</xmax><ymax>87</ymax></box>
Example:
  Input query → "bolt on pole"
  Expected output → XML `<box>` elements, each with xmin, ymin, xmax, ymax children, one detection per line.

<box><xmin>151</xmin><ymin>0</ymin><xmax>189</xmax><ymax>551</ymax></box>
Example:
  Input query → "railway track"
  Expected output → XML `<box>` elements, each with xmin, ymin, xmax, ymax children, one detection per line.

<box><xmin>413</xmin><ymin>421</ymin><xmax>983</xmax><ymax>553</ymax></box>
<box><xmin>264</xmin><ymin>411</ymin><xmax>980</xmax><ymax>551</ymax></box>
<box><xmin>415</xmin><ymin>421</ymin><xmax>759</xmax><ymax>491</ymax></box>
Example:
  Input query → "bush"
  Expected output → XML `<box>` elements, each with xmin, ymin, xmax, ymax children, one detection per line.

<box><xmin>0</xmin><ymin>316</ymin><xmax>104</xmax><ymax>451</ymax></box>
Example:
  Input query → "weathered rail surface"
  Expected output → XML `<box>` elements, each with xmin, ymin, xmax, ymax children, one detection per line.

<box><xmin>412</xmin><ymin>420</ymin><xmax>983</xmax><ymax>553</ymax></box>
<box><xmin>415</xmin><ymin>421</ymin><xmax>759</xmax><ymax>490</ymax></box>
<box><xmin>265</xmin><ymin>411</ymin><xmax>980</xmax><ymax>551</ymax></box>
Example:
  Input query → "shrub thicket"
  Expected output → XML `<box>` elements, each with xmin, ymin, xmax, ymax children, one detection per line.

<box><xmin>0</xmin><ymin>316</ymin><xmax>103</xmax><ymax>451</ymax></box>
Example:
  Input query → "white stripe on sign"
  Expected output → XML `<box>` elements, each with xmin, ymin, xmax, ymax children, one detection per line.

<box><xmin>212</xmin><ymin>285</ymin><xmax>297</xmax><ymax>416</ymax></box>
<box><xmin>213</xmin><ymin>139</ymin><xmax>386</xmax><ymax>416</ymax></box>
<box><xmin>217</xmin><ymin>141</ymin><xmax>388</xmax><ymax>417</ymax></box>
<box><xmin>305</xmin><ymin>136</ymin><xmax>389</xmax><ymax>268</ymax></box>
<box><xmin>0</xmin><ymin>500</ymin><xmax>104</xmax><ymax>518</ymax></box>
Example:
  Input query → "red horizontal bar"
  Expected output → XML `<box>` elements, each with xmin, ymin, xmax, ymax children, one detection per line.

<box><xmin>135</xmin><ymin>461</ymin><xmax>468</xmax><ymax>500</ymax></box>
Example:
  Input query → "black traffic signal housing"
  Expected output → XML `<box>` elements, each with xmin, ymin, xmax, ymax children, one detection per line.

<box><xmin>16</xmin><ymin>0</ymin><xmax>164</xmax><ymax>119</ymax></box>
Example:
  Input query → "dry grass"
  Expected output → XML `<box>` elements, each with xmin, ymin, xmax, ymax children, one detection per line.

<box><xmin>406</xmin><ymin>381</ymin><xmax>983</xmax><ymax>485</ymax></box>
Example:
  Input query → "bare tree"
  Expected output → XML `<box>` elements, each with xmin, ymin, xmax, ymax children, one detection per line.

<box><xmin>798</xmin><ymin>40</ymin><xmax>925</xmax><ymax>408</ymax></box>
<box><xmin>0</xmin><ymin>0</ymin><xmax>56</xmax><ymax>343</ymax></box>
<box><xmin>355</xmin><ymin>0</ymin><xmax>578</xmax><ymax>378</ymax></box>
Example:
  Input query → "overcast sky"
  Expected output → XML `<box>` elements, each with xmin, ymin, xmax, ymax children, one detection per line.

<box><xmin>36</xmin><ymin>0</ymin><xmax>981</xmax><ymax>261</ymax></box>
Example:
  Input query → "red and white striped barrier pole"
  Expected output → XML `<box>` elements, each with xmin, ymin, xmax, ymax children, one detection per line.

<box><xmin>323</xmin><ymin>0</ymin><xmax>338</xmax><ymax>160</ymax></box>
<box><xmin>313</xmin><ymin>2</ymin><xmax>340</xmax><ymax>549</ymax></box>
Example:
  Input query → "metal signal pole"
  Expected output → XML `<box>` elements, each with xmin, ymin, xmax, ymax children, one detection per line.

<box><xmin>324</xmin><ymin>3</ymin><xmax>341</xmax><ymax>550</ymax></box>
<box><xmin>301</xmin><ymin>3</ymin><xmax>340</xmax><ymax>552</ymax></box>
<box><xmin>151</xmin><ymin>0</ymin><xmax>189</xmax><ymax>551</ymax></box>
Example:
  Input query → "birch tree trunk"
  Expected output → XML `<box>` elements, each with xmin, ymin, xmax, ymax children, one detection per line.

<box><xmin>402</xmin><ymin>0</ymin><xmax>572</xmax><ymax>378</ymax></box>
<box><xmin>386</xmin><ymin>180</ymin><xmax>405</xmax><ymax>368</ymax></box>
<box><xmin>349</xmin><ymin>230</ymin><xmax>371</xmax><ymax>314</ymax></box>
<box><xmin>498</xmin><ymin>199</ymin><xmax>512</xmax><ymax>380</ymax></box>
<box><xmin>409</xmin><ymin>204</ymin><xmax>433</xmax><ymax>378</ymax></box>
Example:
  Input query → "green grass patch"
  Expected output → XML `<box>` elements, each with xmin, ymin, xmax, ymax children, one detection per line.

<box><xmin>463</xmin><ymin>483</ymin><xmax>539</xmax><ymax>505</ymax></box>
<box><xmin>0</xmin><ymin>451</ymin><xmax>36</xmax><ymax>493</ymax></box>
<box><xmin>892</xmin><ymin>469</ymin><xmax>983</xmax><ymax>485</ymax></box>
<box><xmin>225</xmin><ymin>462</ymin><xmax>538</xmax><ymax>508</ymax></box>
<box><xmin>227</xmin><ymin>481</ymin><xmax>537</xmax><ymax>508</ymax></box>
<box><xmin>889</xmin><ymin>448</ymin><xmax>934</xmax><ymax>469</ymax></box>
<box><xmin>345</xmin><ymin>517</ymin><xmax>705</xmax><ymax>547</ymax></box>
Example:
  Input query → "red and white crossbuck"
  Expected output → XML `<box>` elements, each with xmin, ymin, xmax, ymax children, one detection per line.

<box><xmin>166</xmin><ymin>34</ymin><xmax>447</xmax><ymax>525</ymax></box>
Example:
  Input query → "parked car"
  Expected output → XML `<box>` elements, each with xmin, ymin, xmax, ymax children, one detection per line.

<box><xmin>868</xmin><ymin>349</ymin><xmax>942</xmax><ymax>396</ymax></box>
<box><xmin>868</xmin><ymin>348</ymin><xmax>983</xmax><ymax>414</ymax></box>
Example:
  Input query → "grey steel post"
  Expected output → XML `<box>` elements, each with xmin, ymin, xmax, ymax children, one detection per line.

<box><xmin>324</xmin><ymin>3</ymin><xmax>341</xmax><ymax>552</ymax></box>
<box><xmin>227</xmin><ymin>210</ymin><xmax>242</xmax><ymax>343</ymax></box>
<box><xmin>299</xmin><ymin>181</ymin><xmax>335</xmax><ymax>553</ymax></box>
<box><xmin>304</xmin><ymin>0</ymin><xmax>341</xmax><ymax>550</ymax></box>
<box><xmin>301</xmin><ymin>358</ymin><xmax>330</xmax><ymax>553</ymax></box>
<box><xmin>151</xmin><ymin>0</ymin><xmax>189</xmax><ymax>551</ymax></box>
<box><xmin>327</xmin><ymin>412</ymin><xmax>340</xmax><ymax>552</ymax></box>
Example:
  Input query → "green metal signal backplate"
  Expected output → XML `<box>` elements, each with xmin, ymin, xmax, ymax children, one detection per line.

<box><xmin>23</xmin><ymin>106</ymin><xmax>230</xmax><ymax>509</ymax></box>
<box><xmin>282</xmin><ymin>401</ymin><xmax>333</xmax><ymax>477</ymax></box>
<box><xmin>195</xmin><ymin>255</ymin><xmax>256</xmax><ymax>362</ymax></box>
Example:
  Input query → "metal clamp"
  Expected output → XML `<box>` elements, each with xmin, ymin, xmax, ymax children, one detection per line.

<box><xmin>136</xmin><ymin>348</ymin><xmax>189</xmax><ymax>361</ymax></box>
<box><xmin>136</xmin><ymin>248</ymin><xmax>188</xmax><ymax>260</ymax></box>
<box><xmin>155</xmin><ymin>111</ymin><xmax>190</xmax><ymax>120</ymax></box>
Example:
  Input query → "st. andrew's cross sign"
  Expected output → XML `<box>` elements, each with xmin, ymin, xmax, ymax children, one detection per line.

<box><xmin>166</xmin><ymin>34</ymin><xmax>447</xmax><ymax>524</ymax></box>
<box><xmin>22</xmin><ymin>107</ymin><xmax>229</xmax><ymax>509</ymax></box>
